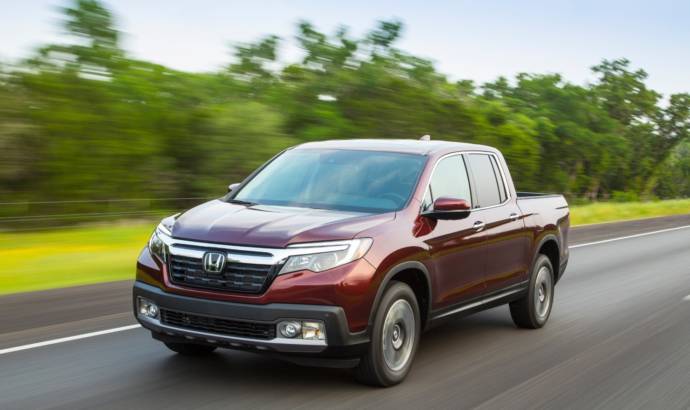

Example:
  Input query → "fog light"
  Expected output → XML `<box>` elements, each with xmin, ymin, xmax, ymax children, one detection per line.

<box><xmin>301</xmin><ymin>321</ymin><xmax>326</xmax><ymax>341</ymax></box>
<box><xmin>137</xmin><ymin>297</ymin><xmax>159</xmax><ymax>319</ymax></box>
<box><xmin>278</xmin><ymin>321</ymin><xmax>301</xmax><ymax>338</ymax></box>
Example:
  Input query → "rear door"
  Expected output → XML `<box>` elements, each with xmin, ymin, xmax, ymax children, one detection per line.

<box><xmin>465</xmin><ymin>153</ymin><xmax>531</xmax><ymax>293</ymax></box>
<box><xmin>421</xmin><ymin>154</ymin><xmax>487</xmax><ymax>308</ymax></box>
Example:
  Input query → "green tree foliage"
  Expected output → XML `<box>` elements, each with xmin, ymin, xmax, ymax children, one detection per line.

<box><xmin>1</xmin><ymin>0</ymin><xmax>689</xmax><ymax>218</ymax></box>
<box><xmin>656</xmin><ymin>141</ymin><xmax>690</xmax><ymax>198</ymax></box>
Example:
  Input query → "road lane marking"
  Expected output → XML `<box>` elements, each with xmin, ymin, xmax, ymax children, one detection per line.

<box><xmin>0</xmin><ymin>324</ymin><xmax>141</xmax><ymax>355</ymax></box>
<box><xmin>569</xmin><ymin>224</ymin><xmax>690</xmax><ymax>249</ymax></box>
<box><xmin>1</xmin><ymin>223</ymin><xmax>689</xmax><ymax>356</ymax></box>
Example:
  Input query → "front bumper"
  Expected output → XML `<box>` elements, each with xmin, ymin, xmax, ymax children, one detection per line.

<box><xmin>133</xmin><ymin>281</ymin><xmax>369</xmax><ymax>357</ymax></box>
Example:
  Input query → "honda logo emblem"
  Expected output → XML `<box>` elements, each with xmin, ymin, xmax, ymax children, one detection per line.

<box><xmin>203</xmin><ymin>252</ymin><xmax>226</xmax><ymax>273</ymax></box>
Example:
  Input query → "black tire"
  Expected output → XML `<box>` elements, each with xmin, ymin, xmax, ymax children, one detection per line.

<box><xmin>355</xmin><ymin>281</ymin><xmax>421</xmax><ymax>387</ymax></box>
<box><xmin>164</xmin><ymin>342</ymin><xmax>217</xmax><ymax>356</ymax></box>
<box><xmin>510</xmin><ymin>254</ymin><xmax>554</xmax><ymax>329</ymax></box>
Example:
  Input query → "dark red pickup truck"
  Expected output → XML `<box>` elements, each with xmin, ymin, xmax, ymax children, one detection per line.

<box><xmin>134</xmin><ymin>138</ymin><xmax>569</xmax><ymax>386</ymax></box>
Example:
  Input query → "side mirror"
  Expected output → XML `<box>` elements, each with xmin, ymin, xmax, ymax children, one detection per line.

<box><xmin>422</xmin><ymin>197</ymin><xmax>471</xmax><ymax>220</ymax></box>
<box><xmin>228</xmin><ymin>183</ymin><xmax>240</xmax><ymax>192</ymax></box>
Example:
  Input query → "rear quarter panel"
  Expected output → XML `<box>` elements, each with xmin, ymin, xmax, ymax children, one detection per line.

<box><xmin>517</xmin><ymin>195</ymin><xmax>570</xmax><ymax>277</ymax></box>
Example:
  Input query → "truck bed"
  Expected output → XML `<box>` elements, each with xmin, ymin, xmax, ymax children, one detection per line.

<box><xmin>515</xmin><ymin>192</ymin><xmax>570</xmax><ymax>274</ymax></box>
<box><xmin>516</xmin><ymin>192</ymin><xmax>565</xmax><ymax>199</ymax></box>
<box><xmin>516</xmin><ymin>192</ymin><xmax>569</xmax><ymax>216</ymax></box>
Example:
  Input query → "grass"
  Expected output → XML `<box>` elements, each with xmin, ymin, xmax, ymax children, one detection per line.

<box><xmin>569</xmin><ymin>198</ymin><xmax>690</xmax><ymax>226</ymax></box>
<box><xmin>0</xmin><ymin>222</ymin><xmax>153</xmax><ymax>295</ymax></box>
<box><xmin>1</xmin><ymin>199</ymin><xmax>689</xmax><ymax>295</ymax></box>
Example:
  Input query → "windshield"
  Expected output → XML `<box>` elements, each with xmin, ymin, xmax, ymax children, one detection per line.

<box><xmin>231</xmin><ymin>149</ymin><xmax>427</xmax><ymax>213</ymax></box>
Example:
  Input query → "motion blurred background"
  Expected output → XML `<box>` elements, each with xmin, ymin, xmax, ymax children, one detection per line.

<box><xmin>1</xmin><ymin>0</ymin><xmax>689</xmax><ymax>294</ymax></box>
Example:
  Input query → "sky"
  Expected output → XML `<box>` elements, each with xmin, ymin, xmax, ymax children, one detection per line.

<box><xmin>2</xmin><ymin>0</ymin><xmax>689</xmax><ymax>96</ymax></box>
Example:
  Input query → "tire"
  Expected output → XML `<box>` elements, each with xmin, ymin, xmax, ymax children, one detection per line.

<box><xmin>164</xmin><ymin>342</ymin><xmax>217</xmax><ymax>356</ymax></box>
<box><xmin>355</xmin><ymin>281</ymin><xmax>421</xmax><ymax>387</ymax></box>
<box><xmin>510</xmin><ymin>254</ymin><xmax>555</xmax><ymax>329</ymax></box>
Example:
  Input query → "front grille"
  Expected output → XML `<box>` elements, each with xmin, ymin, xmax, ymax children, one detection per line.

<box><xmin>160</xmin><ymin>309</ymin><xmax>276</xmax><ymax>340</ymax></box>
<box><xmin>168</xmin><ymin>254</ymin><xmax>276</xmax><ymax>294</ymax></box>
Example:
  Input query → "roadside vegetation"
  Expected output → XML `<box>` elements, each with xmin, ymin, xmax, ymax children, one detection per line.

<box><xmin>0</xmin><ymin>1</ymin><xmax>689</xmax><ymax>294</ymax></box>
<box><xmin>1</xmin><ymin>200</ymin><xmax>688</xmax><ymax>295</ymax></box>
<box><xmin>569</xmin><ymin>198</ymin><xmax>690</xmax><ymax>226</ymax></box>
<box><xmin>2</xmin><ymin>0</ymin><xmax>690</xmax><ymax>230</ymax></box>
<box><xmin>0</xmin><ymin>223</ymin><xmax>151</xmax><ymax>295</ymax></box>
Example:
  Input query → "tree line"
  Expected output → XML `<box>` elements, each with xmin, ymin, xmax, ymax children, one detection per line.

<box><xmin>1</xmin><ymin>0</ymin><xmax>689</xmax><ymax>221</ymax></box>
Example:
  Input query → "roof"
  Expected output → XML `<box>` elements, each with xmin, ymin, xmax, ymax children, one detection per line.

<box><xmin>294</xmin><ymin>139</ymin><xmax>497</xmax><ymax>156</ymax></box>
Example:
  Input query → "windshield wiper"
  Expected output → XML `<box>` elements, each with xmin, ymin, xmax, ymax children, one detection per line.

<box><xmin>227</xmin><ymin>199</ymin><xmax>257</xmax><ymax>206</ymax></box>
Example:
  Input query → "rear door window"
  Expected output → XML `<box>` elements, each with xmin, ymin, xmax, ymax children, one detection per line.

<box><xmin>467</xmin><ymin>154</ymin><xmax>504</xmax><ymax>207</ymax></box>
<box><xmin>490</xmin><ymin>156</ymin><xmax>508</xmax><ymax>203</ymax></box>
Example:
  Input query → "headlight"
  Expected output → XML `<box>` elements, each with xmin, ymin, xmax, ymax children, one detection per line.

<box><xmin>279</xmin><ymin>238</ymin><xmax>373</xmax><ymax>275</ymax></box>
<box><xmin>148</xmin><ymin>227</ymin><xmax>169</xmax><ymax>263</ymax></box>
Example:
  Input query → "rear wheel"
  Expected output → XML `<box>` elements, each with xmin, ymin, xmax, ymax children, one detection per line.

<box><xmin>510</xmin><ymin>254</ymin><xmax>554</xmax><ymax>329</ymax></box>
<box><xmin>164</xmin><ymin>342</ymin><xmax>217</xmax><ymax>356</ymax></box>
<box><xmin>356</xmin><ymin>281</ymin><xmax>420</xmax><ymax>387</ymax></box>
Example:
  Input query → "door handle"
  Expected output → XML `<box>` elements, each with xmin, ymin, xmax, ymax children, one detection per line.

<box><xmin>509</xmin><ymin>213</ymin><xmax>520</xmax><ymax>221</ymax></box>
<box><xmin>473</xmin><ymin>221</ymin><xmax>485</xmax><ymax>232</ymax></box>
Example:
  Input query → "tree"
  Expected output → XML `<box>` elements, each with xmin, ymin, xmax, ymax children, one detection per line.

<box><xmin>643</xmin><ymin>93</ymin><xmax>690</xmax><ymax>194</ymax></box>
<box><xmin>27</xmin><ymin>0</ymin><xmax>124</xmax><ymax>78</ymax></box>
<box><xmin>229</xmin><ymin>35</ymin><xmax>280</xmax><ymax>95</ymax></box>
<box><xmin>1</xmin><ymin>0</ymin><xmax>689</xmax><ymax>223</ymax></box>
<box><xmin>591</xmin><ymin>59</ymin><xmax>660</xmax><ymax>126</ymax></box>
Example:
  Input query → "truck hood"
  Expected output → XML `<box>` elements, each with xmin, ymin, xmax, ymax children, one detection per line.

<box><xmin>170</xmin><ymin>199</ymin><xmax>394</xmax><ymax>247</ymax></box>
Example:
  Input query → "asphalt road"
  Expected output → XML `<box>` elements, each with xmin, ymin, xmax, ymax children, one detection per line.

<box><xmin>1</xmin><ymin>215</ymin><xmax>689</xmax><ymax>409</ymax></box>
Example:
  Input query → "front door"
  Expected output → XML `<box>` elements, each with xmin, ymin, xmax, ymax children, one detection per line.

<box><xmin>421</xmin><ymin>154</ymin><xmax>487</xmax><ymax>309</ymax></box>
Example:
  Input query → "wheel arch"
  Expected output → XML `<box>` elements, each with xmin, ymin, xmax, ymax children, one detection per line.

<box><xmin>534</xmin><ymin>234</ymin><xmax>561</xmax><ymax>281</ymax></box>
<box><xmin>368</xmin><ymin>261</ymin><xmax>432</xmax><ymax>330</ymax></box>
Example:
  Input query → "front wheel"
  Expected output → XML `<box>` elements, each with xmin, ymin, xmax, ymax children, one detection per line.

<box><xmin>510</xmin><ymin>254</ymin><xmax>554</xmax><ymax>329</ymax></box>
<box><xmin>355</xmin><ymin>281</ymin><xmax>421</xmax><ymax>387</ymax></box>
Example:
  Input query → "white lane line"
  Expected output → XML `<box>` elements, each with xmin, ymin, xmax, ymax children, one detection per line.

<box><xmin>0</xmin><ymin>324</ymin><xmax>141</xmax><ymax>355</ymax></box>
<box><xmin>569</xmin><ymin>224</ymin><xmax>690</xmax><ymax>249</ymax></box>
<box><xmin>1</xmin><ymin>223</ymin><xmax>689</xmax><ymax>356</ymax></box>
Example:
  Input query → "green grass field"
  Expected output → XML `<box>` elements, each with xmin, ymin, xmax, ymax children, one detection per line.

<box><xmin>569</xmin><ymin>198</ymin><xmax>690</xmax><ymax>226</ymax></box>
<box><xmin>1</xmin><ymin>199</ymin><xmax>689</xmax><ymax>295</ymax></box>
<box><xmin>0</xmin><ymin>223</ymin><xmax>152</xmax><ymax>295</ymax></box>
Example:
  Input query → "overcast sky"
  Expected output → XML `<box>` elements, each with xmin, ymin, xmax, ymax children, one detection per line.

<box><xmin>2</xmin><ymin>0</ymin><xmax>689</xmax><ymax>96</ymax></box>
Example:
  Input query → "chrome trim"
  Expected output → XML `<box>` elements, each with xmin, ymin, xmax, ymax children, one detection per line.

<box><xmin>420</xmin><ymin>150</ymin><xmax>512</xmax><ymax>213</ymax></box>
<box><xmin>288</xmin><ymin>240</ymin><xmax>352</xmax><ymax>249</ymax></box>
<box><xmin>158</xmin><ymin>231</ymin><xmax>355</xmax><ymax>266</ymax></box>
<box><xmin>157</xmin><ymin>222</ymin><xmax>173</xmax><ymax>236</ymax></box>
<box><xmin>421</xmin><ymin>151</ymin><xmax>471</xmax><ymax>211</ymax></box>
<box><xmin>138</xmin><ymin>314</ymin><xmax>327</xmax><ymax>349</ymax></box>
<box><xmin>431</xmin><ymin>283</ymin><xmax>527</xmax><ymax>320</ymax></box>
